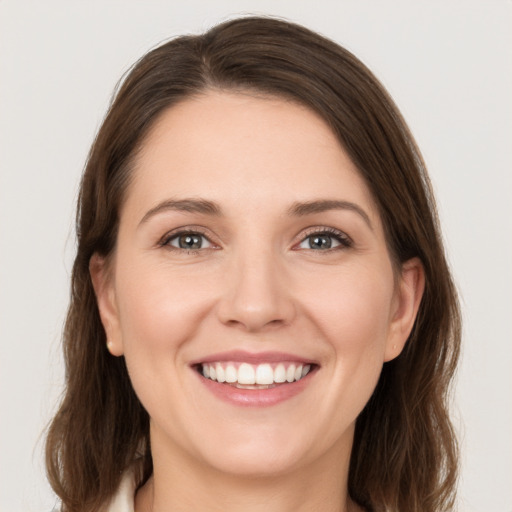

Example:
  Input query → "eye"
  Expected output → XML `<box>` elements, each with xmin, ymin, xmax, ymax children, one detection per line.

<box><xmin>297</xmin><ymin>229</ymin><xmax>352</xmax><ymax>251</ymax></box>
<box><xmin>165</xmin><ymin>232</ymin><xmax>213</xmax><ymax>250</ymax></box>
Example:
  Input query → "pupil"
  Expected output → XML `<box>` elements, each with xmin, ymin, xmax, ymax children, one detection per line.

<box><xmin>310</xmin><ymin>235</ymin><xmax>331</xmax><ymax>249</ymax></box>
<box><xmin>179</xmin><ymin>234</ymin><xmax>202</xmax><ymax>249</ymax></box>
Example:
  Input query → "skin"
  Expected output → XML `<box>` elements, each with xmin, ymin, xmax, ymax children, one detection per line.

<box><xmin>91</xmin><ymin>91</ymin><xmax>424</xmax><ymax>512</ymax></box>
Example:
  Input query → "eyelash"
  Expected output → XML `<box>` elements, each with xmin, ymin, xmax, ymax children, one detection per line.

<box><xmin>297</xmin><ymin>227</ymin><xmax>353</xmax><ymax>251</ymax></box>
<box><xmin>158</xmin><ymin>227</ymin><xmax>213</xmax><ymax>255</ymax></box>
<box><xmin>158</xmin><ymin>226</ymin><xmax>353</xmax><ymax>254</ymax></box>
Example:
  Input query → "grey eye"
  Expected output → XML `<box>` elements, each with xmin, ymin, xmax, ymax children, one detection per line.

<box><xmin>299</xmin><ymin>234</ymin><xmax>341</xmax><ymax>250</ymax></box>
<box><xmin>169</xmin><ymin>233</ymin><xmax>211</xmax><ymax>250</ymax></box>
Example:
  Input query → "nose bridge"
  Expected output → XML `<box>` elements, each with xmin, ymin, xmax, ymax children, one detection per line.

<box><xmin>218</xmin><ymin>241</ymin><xmax>295</xmax><ymax>331</ymax></box>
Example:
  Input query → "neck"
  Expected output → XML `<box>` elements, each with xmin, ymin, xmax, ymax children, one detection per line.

<box><xmin>135</xmin><ymin>426</ymin><xmax>360</xmax><ymax>512</ymax></box>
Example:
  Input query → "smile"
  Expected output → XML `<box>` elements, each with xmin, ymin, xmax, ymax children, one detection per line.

<box><xmin>200</xmin><ymin>362</ymin><xmax>313</xmax><ymax>388</ymax></box>
<box><xmin>191</xmin><ymin>350</ymin><xmax>318</xmax><ymax>406</ymax></box>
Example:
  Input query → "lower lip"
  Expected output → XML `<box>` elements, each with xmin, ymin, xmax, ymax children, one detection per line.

<box><xmin>195</xmin><ymin>369</ymin><xmax>315</xmax><ymax>407</ymax></box>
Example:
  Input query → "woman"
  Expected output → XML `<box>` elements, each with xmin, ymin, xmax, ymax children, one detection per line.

<box><xmin>45</xmin><ymin>16</ymin><xmax>461</xmax><ymax>512</ymax></box>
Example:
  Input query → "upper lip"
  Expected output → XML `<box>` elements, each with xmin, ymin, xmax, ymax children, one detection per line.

<box><xmin>190</xmin><ymin>350</ymin><xmax>318</xmax><ymax>366</ymax></box>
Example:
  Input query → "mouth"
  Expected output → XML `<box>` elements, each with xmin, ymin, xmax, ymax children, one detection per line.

<box><xmin>191</xmin><ymin>351</ymin><xmax>318</xmax><ymax>407</ymax></box>
<box><xmin>195</xmin><ymin>361</ymin><xmax>316</xmax><ymax>389</ymax></box>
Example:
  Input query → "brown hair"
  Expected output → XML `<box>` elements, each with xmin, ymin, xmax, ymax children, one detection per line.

<box><xmin>45</xmin><ymin>16</ymin><xmax>461</xmax><ymax>512</ymax></box>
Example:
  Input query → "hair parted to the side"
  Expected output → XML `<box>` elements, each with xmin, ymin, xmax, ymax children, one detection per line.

<box><xmin>45</xmin><ymin>16</ymin><xmax>461</xmax><ymax>512</ymax></box>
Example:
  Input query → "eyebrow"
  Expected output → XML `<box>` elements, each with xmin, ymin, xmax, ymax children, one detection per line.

<box><xmin>139</xmin><ymin>198</ymin><xmax>222</xmax><ymax>226</ymax></box>
<box><xmin>287</xmin><ymin>200</ymin><xmax>373</xmax><ymax>230</ymax></box>
<box><xmin>139</xmin><ymin>197</ymin><xmax>373</xmax><ymax>230</ymax></box>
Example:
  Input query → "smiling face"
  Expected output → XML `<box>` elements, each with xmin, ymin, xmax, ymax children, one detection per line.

<box><xmin>91</xmin><ymin>90</ymin><xmax>423</xmax><ymax>479</ymax></box>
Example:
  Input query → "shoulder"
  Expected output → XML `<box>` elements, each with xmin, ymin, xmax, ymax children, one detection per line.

<box><xmin>48</xmin><ymin>468</ymin><xmax>137</xmax><ymax>512</ymax></box>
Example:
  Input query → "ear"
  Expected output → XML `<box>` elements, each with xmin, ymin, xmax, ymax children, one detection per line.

<box><xmin>89</xmin><ymin>253</ymin><xmax>124</xmax><ymax>356</ymax></box>
<box><xmin>384</xmin><ymin>257</ymin><xmax>425</xmax><ymax>362</ymax></box>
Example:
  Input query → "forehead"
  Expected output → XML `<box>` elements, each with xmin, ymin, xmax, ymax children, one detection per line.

<box><xmin>125</xmin><ymin>90</ymin><xmax>379</xmax><ymax>220</ymax></box>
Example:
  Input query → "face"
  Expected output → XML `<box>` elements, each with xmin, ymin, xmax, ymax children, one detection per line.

<box><xmin>92</xmin><ymin>91</ymin><xmax>423</xmax><ymax>478</ymax></box>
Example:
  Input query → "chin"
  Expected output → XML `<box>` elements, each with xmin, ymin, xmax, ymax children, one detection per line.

<box><xmin>203</xmin><ymin>444</ymin><xmax>305</xmax><ymax>478</ymax></box>
<box><xmin>189</xmin><ymin>423</ymin><xmax>322</xmax><ymax>478</ymax></box>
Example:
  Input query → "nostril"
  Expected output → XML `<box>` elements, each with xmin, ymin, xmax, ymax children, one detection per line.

<box><xmin>223</xmin><ymin>317</ymin><xmax>288</xmax><ymax>332</ymax></box>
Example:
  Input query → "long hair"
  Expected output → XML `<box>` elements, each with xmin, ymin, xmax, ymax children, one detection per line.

<box><xmin>45</xmin><ymin>16</ymin><xmax>461</xmax><ymax>512</ymax></box>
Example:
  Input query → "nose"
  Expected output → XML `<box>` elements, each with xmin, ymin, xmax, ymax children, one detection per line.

<box><xmin>216</xmin><ymin>248</ymin><xmax>296</xmax><ymax>332</ymax></box>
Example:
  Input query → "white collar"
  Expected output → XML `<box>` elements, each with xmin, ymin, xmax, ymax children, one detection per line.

<box><xmin>100</xmin><ymin>466</ymin><xmax>137</xmax><ymax>512</ymax></box>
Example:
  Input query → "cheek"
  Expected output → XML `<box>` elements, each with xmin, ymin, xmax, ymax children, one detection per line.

<box><xmin>114</xmin><ymin>261</ymin><xmax>216</xmax><ymax>357</ymax></box>
<box><xmin>302</xmin><ymin>262</ymin><xmax>395</xmax><ymax>358</ymax></box>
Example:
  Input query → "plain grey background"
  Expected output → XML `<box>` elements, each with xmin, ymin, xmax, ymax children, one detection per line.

<box><xmin>1</xmin><ymin>1</ymin><xmax>511</xmax><ymax>511</ymax></box>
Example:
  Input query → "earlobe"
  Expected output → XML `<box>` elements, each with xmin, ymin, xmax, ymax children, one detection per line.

<box><xmin>384</xmin><ymin>257</ymin><xmax>425</xmax><ymax>362</ymax></box>
<box><xmin>89</xmin><ymin>253</ymin><xmax>124</xmax><ymax>357</ymax></box>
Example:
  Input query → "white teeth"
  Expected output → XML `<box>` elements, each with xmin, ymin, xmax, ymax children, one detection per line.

<box><xmin>274</xmin><ymin>364</ymin><xmax>286</xmax><ymax>383</ymax></box>
<box><xmin>216</xmin><ymin>364</ymin><xmax>225</xmax><ymax>383</ymax></box>
<box><xmin>238</xmin><ymin>363</ymin><xmax>256</xmax><ymax>384</ymax></box>
<box><xmin>225</xmin><ymin>364</ymin><xmax>237</xmax><ymax>383</ymax></box>
<box><xmin>202</xmin><ymin>361</ymin><xmax>313</xmax><ymax>385</ymax></box>
<box><xmin>255</xmin><ymin>364</ymin><xmax>274</xmax><ymax>385</ymax></box>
